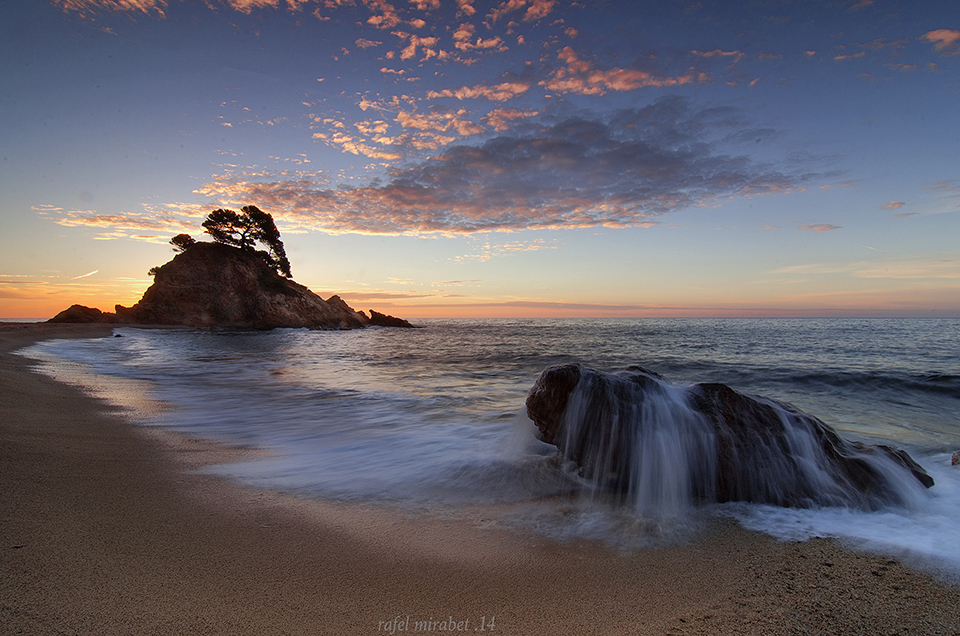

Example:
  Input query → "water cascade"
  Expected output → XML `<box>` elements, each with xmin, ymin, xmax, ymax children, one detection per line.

<box><xmin>526</xmin><ymin>364</ymin><xmax>934</xmax><ymax>516</ymax></box>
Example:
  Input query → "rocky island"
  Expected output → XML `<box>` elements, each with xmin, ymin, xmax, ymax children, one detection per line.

<box><xmin>48</xmin><ymin>206</ymin><xmax>415</xmax><ymax>330</ymax></box>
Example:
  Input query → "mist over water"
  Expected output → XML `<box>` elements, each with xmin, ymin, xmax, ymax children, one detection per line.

<box><xmin>19</xmin><ymin>318</ymin><xmax>960</xmax><ymax>580</ymax></box>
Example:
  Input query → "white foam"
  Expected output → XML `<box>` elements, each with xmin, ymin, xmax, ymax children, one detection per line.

<box><xmin>718</xmin><ymin>453</ymin><xmax>960</xmax><ymax>583</ymax></box>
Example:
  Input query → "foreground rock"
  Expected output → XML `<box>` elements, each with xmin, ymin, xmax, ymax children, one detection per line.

<box><xmin>526</xmin><ymin>363</ymin><xmax>933</xmax><ymax>511</ymax></box>
<box><xmin>50</xmin><ymin>242</ymin><xmax>414</xmax><ymax>330</ymax></box>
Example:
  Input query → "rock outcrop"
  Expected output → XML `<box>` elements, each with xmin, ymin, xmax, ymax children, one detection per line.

<box><xmin>48</xmin><ymin>242</ymin><xmax>413</xmax><ymax>330</ymax></box>
<box><xmin>48</xmin><ymin>304</ymin><xmax>118</xmax><ymax>323</ymax></box>
<box><xmin>114</xmin><ymin>243</ymin><xmax>368</xmax><ymax>329</ymax></box>
<box><xmin>366</xmin><ymin>310</ymin><xmax>416</xmax><ymax>328</ymax></box>
<box><xmin>526</xmin><ymin>363</ymin><xmax>933</xmax><ymax>511</ymax></box>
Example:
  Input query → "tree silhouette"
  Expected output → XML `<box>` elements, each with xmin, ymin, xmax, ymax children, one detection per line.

<box><xmin>201</xmin><ymin>206</ymin><xmax>292</xmax><ymax>278</ymax></box>
<box><xmin>170</xmin><ymin>233</ymin><xmax>196</xmax><ymax>253</ymax></box>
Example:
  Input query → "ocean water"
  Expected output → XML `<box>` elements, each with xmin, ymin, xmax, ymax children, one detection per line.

<box><xmin>18</xmin><ymin>318</ymin><xmax>960</xmax><ymax>581</ymax></box>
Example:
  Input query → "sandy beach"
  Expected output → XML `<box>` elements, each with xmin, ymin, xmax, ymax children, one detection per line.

<box><xmin>2</xmin><ymin>323</ymin><xmax>959</xmax><ymax>635</ymax></box>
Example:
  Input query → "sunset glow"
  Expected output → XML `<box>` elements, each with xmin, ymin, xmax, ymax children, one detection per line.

<box><xmin>2</xmin><ymin>0</ymin><xmax>958</xmax><ymax>319</ymax></box>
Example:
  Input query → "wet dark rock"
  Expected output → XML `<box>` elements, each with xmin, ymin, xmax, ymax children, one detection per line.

<box><xmin>526</xmin><ymin>363</ymin><xmax>934</xmax><ymax>510</ymax></box>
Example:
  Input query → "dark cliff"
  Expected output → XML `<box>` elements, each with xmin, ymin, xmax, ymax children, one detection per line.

<box><xmin>47</xmin><ymin>242</ymin><xmax>413</xmax><ymax>329</ymax></box>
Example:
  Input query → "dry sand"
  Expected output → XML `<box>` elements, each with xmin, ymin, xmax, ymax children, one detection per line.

<box><xmin>2</xmin><ymin>322</ymin><xmax>959</xmax><ymax>635</ymax></box>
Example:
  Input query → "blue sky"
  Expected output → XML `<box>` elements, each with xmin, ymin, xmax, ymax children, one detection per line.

<box><xmin>1</xmin><ymin>0</ymin><xmax>958</xmax><ymax>318</ymax></box>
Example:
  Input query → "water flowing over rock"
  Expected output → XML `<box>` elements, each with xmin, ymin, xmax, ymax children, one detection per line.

<box><xmin>526</xmin><ymin>363</ymin><xmax>934</xmax><ymax>514</ymax></box>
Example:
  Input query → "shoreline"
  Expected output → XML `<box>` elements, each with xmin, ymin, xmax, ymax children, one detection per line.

<box><xmin>3</xmin><ymin>323</ymin><xmax>960</xmax><ymax>635</ymax></box>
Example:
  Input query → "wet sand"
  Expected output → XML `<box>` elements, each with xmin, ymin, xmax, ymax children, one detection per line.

<box><xmin>2</xmin><ymin>322</ymin><xmax>959</xmax><ymax>635</ymax></box>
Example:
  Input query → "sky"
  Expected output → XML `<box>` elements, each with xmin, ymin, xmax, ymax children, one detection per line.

<box><xmin>1</xmin><ymin>0</ymin><xmax>958</xmax><ymax>319</ymax></box>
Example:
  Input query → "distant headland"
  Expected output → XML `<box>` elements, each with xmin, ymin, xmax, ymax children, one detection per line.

<box><xmin>48</xmin><ymin>206</ymin><xmax>415</xmax><ymax>330</ymax></box>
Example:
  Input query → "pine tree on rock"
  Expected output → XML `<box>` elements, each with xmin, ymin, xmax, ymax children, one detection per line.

<box><xmin>170</xmin><ymin>233</ymin><xmax>197</xmax><ymax>253</ymax></box>
<box><xmin>201</xmin><ymin>205</ymin><xmax>292</xmax><ymax>278</ymax></box>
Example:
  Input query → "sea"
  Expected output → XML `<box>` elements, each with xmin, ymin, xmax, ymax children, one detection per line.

<box><xmin>17</xmin><ymin>318</ymin><xmax>960</xmax><ymax>582</ymax></box>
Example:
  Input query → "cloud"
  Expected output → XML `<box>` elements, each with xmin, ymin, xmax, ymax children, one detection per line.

<box><xmin>221</xmin><ymin>0</ymin><xmax>288</xmax><ymax>13</ymax></box>
<box><xmin>482</xmin><ymin>107</ymin><xmax>539</xmax><ymax>131</ymax></box>
<box><xmin>924</xmin><ymin>180</ymin><xmax>960</xmax><ymax>195</ymax></box>
<box><xmin>691</xmin><ymin>49</ymin><xmax>745</xmax><ymax>68</ymax></box>
<box><xmin>542</xmin><ymin>47</ymin><xmax>701</xmax><ymax>96</ymax></box>
<box><xmin>453</xmin><ymin>35</ymin><xmax>508</xmax><ymax>53</ymax></box>
<box><xmin>923</xmin><ymin>29</ymin><xmax>960</xmax><ymax>56</ymax></box>
<box><xmin>392</xmin><ymin>32</ymin><xmax>440</xmax><ymax>60</ymax></box>
<box><xmin>50</xmin><ymin>0</ymin><xmax>167</xmax><ymax>16</ymax></box>
<box><xmin>795</xmin><ymin>224</ymin><xmax>842</xmax><ymax>232</ymax></box>
<box><xmin>452</xmin><ymin>22</ymin><xmax>475</xmax><ymax>42</ymax></box>
<box><xmin>876</xmin><ymin>200</ymin><xmax>905</xmax><ymax>209</ymax></box>
<box><xmin>34</xmin><ymin>202</ymin><xmax>209</xmax><ymax>242</ymax></box>
<box><xmin>339</xmin><ymin>290</ymin><xmax>437</xmax><ymax>301</ymax></box>
<box><xmin>194</xmin><ymin>98</ymin><xmax>807</xmax><ymax>235</ymax></box>
<box><xmin>311</xmin><ymin>102</ymin><xmax>490</xmax><ymax>157</ymax></box>
<box><xmin>409</xmin><ymin>0</ymin><xmax>440</xmax><ymax>11</ymax></box>
<box><xmin>833</xmin><ymin>50</ymin><xmax>866</xmax><ymax>61</ymax></box>
<box><xmin>772</xmin><ymin>255</ymin><xmax>960</xmax><ymax>279</ymax></box>
<box><xmin>321</xmin><ymin>131</ymin><xmax>405</xmax><ymax>159</ymax></box>
<box><xmin>487</xmin><ymin>0</ymin><xmax>555</xmax><ymax>23</ymax></box>
<box><xmin>395</xmin><ymin>107</ymin><xmax>484</xmax><ymax>136</ymax></box>
<box><xmin>451</xmin><ymin>237</ymin><xmax>562</xmax><ymax>262</ymax></box>
<box><xmin>522</xmin><ymin>0</ymin><xmax>555</xmax><ymax>21</ymax></box>
<box><xmin>427</xmin><ymin>80</ymin><xmax>529</xmax><ymax>102</ymax></box>
<box><xmin>37</xmin><ymin>207</ymin><xmax>200</xmax><ymax>232</ymax></box>
<box><xmin>365</xmin><ymin>0</ymin><xmax>401</xmax><ymax>28</ymax></box>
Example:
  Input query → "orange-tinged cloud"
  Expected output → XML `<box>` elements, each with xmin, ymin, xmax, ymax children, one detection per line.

<box><xmin>396</xmin><ymin>33</ymin><xmax>439</xmax><ymax>60</ymax></box>
<box><xmin>38</xmin><ymin>100</ymin><xmax>809</xmax><ymax>244</ymax></box>
<box><xmin>452</xmin><ymin>23</ymin><xmax>475</xmax><ymax>41</ymax></box>
<box><xmin>33</xmin><ymin>205</ymin><xmax>203</xmax><ymax>239</ymax></box>
<box><xmin>795</xmin><ymin>224</ymin><xmax>842</xmax><ymax>232</ymax></box>
<box><xmin>395</xmin><ymin>109</ymin><xmax>484</xmax><ymax>136</ymax></box>
<box><xmin>365</xmin><ymin>0</ymin><xmax>401</xmax><ymax>28</ymax></box>
<box><xmin>409</xmin><ymin>0</ymin><xmax>440</xmax><ymax>10</ymax></box>
<box><xmin>185</xmin><ymin>99</ymin><xmax>809</xmax><ymax>237</ymax></box>
<box><xmin>923</xmin><ymin>29</ymin><xmax>960</xmax><ymax>55</ymax></box>
<box><xmin>51</xmin><ymin>0</ymin><xmax>166</xmax><ymax>15</ymax></box>
<box><xmin>427</xmin><ymin>81</ymin><xmax>529</xmax><ymax>102</ymax></box>
<box><xmin>876</xmin><ymin>200</ymin><xmax>906</xmax><ymax>210</ymax></box>
<box><xmin>542</xmin><ymin>47</ymin><xmax>698</xmax><ymax>95</ymax></box>
<box><xmin>483</xmin><ymin>107</ymin><xmax>538</xmax><ymax>131</ymax></box>
<box><xmin>692</xmin><ymin>48</ymin><xmax>746</xmax><ymax>67</ymax></box>
<box><xmin>834</xmin><ymin>51</ymin><xmax>866</xmax><ymax>60</ymax></box>
<box><xmin>454</xmin><ymin>35</ymin><xmax>507</xmax><ymax>53</ymax></box>
<box><xmin>327</xmin><ymin>132</ymin><xmax>404</xmax><ymax>159</ymax></box>
<box><xmin>772</xmin><ymin>254</ymin><xmax>960</xmax><ymax>280</ymax></box>
<box><xmin>221</xmin><ymin>0</ymin><xmax>286</xmax><ymax>13</ymax></box>
<box><xmin>525</xmin><ymin>0</ymin><xmax>554</xmax><ymax>21</ymax></box>
<box><xmin>487</xmin><ymin>0</ymin><xmax>555</xmax><ymax>23</ymax></box>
